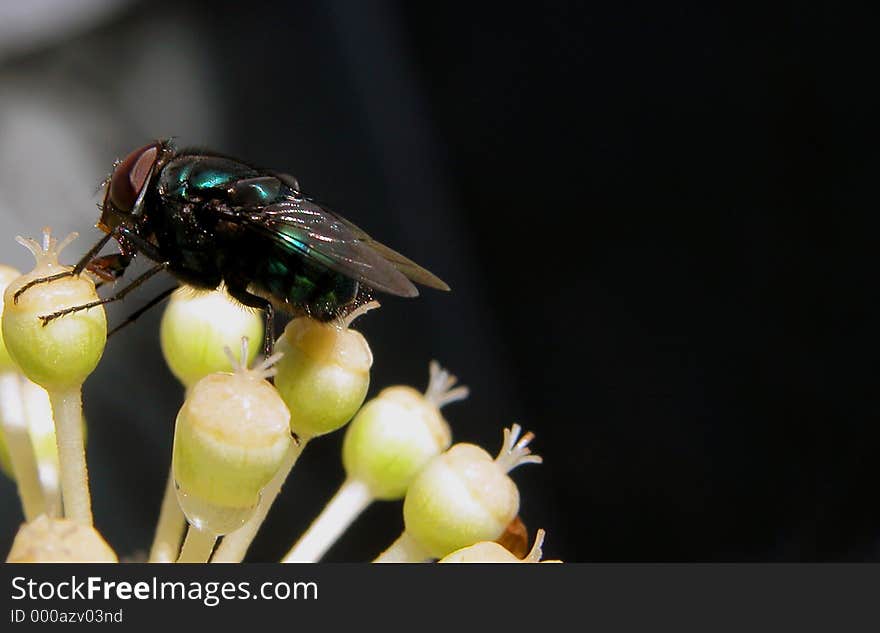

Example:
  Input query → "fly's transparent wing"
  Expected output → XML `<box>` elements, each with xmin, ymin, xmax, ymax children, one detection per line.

<box><xmin>243</xmin><ymin>199</ymin><xmax>449</xmax><ymax>296</ymax></box>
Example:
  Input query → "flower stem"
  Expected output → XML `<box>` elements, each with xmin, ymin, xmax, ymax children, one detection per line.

<box><xmin>373</xmin><ymin>531</ymin><xmax>431</xmax><ymax>563</ymax></box>
<box><xmin>47</xmin><ymin>387</ymin><xmax>91</xmax><ymax>525</ymax></box>
<box><xmin>149</xmin><ymin>466</ymin><xmax>186</xmax><ymax>562</ymax></box>
<box><xmin>281</xmin><ymin>478</ymin><xmax>373</xmax><ymax>563</ymax></box>
<box><xmin>20</xmin><ymin>379</ymin><xmax>63</xmax><ymax>518</ymax></box>
<box><xmin>0</xmin><ymin>372</ymin><xmax>46</xmax><ymax>521</ymax></box>
<box><xmin>40</xmin><ymin>471</ymin><xmax>62</xmax><ymax>519</ymax></box>
<box><xmin>211</xmin><ymin>439</ymin><xmax>308</xmax><ymax>562</ymax></box>
<box><xmin>177</xmin><ymin>525</ymin><xmax>217</xmax><ymax>563</ymax></box>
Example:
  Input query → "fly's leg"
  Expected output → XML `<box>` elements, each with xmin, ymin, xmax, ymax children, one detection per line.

<box><xmin>225</xmin><ymin>282</ymin><xmax>294</xmax><ymax>443</ymax></box>
<box><xmin>114</xmin><ymin>225</ymin><xmax>166</xmax><ymax>262</ymax></box>
<box><xmin>39</xmin><ymin>262</ymin><xmax>169</xmax><ymax>326</ymax></box>
<box><xmin>225</xmin><ymin>281</ymin><xmax>276</xmax><ymax>358</ymax></box>
<box><xmin>107</xmin><ymin>286</ymin><xmax>177</xmax><ymax>338</ymax></box>
<box><xmin>264</xmin><ymin>302</ymin><xmax>275</xmax><ymax>358</ymax></box>
<box><xmin>87</xmin><ymin>253</ymin><xmax>133</xmax><ymax>283</ymax></box>
<box><xmin>12</xmin><ymin>223</ymin><xmax>163</xmax><ymax>304</ymax></box>
<box><xmin>12</xmin><ymin>231</ymin><xmax>116</xmax><ymax>303</ymax></box>
<box><xmin>12</xmin><ymin>271</ymin><xmax>71</xmax><ymax>302</ymax></box>
<box><xmin>90</xmin><ymin>253</ymin><xmax>135</xmax><ymax>291</ymax></box>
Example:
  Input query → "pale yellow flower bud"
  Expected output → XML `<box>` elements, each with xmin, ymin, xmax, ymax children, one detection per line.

<box><xmin>403</xmin><ymin>425</ymin><xmax>542</xmax><ymax>559</ymax></box>
<box><xmin>173</xmin><ymin>339</ymin><xmax>291</xmax><ymax>534</ymax></box>
<box><xmin>274</xmin><ymin>315</ymin><xmax>372</xmax><ymax>439</ymax></box>
<box><xmin>2</xmin><ymin>230</ymin><xmax>106</xmax><ymax>391</ymax></box>
<box><xmin>7</xmin><ymin>515</ymin><xmax>117</xmax><ymax>563</ymax></box>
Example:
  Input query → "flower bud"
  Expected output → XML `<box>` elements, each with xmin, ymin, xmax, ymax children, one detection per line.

<box><xmin>342</xmin><ymin>361</ymin><xmax>467</xmax><ymax>500</ymax></box>
<box><xmin>160</xmin><ymin>285</ymin><xmax>264</xmax><ymax>388</ymax></box>
<box><xmin>2</xmin><ymin>229</ymin><xmax>106</xmax><ymax>391</ymax></box>
<box><xmin>173</xmin><ymin>339</ymin><xmax>291</xmax><ymax>534</ymax></box>
<box><xmin>439</xmin><ymin>529</ymin><xmax>561</xmax><ymax>563</ymax></box>
<box><xmin>6</xmin><ymin>515</ymin><xmax>117</xmax><ymax>563</ymax></box>
<box><xmin>0</xmin><ymin>265</ymin><xmax>22</xmax><ymax>372</ymax></box>
<box><xmin>0</xmin><ymin>266</ymin><xmax>23</xmax><ymax>478</ymax></box>
<box><xmin>274</xmin><ymin>313</ymin><xmax>373</xmax><ymax>439</ymax></box>
<box><xmin>403</xmin><ymin>424</ymin><xmax>542</xmax><ymax>559</ymax></box>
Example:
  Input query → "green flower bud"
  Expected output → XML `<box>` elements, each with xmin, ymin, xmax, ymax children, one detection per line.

<box><xmin>173</xmin><ymin>339</ymin><xmax>292</xmax><ymax>534</ymax></box>
<box><xmin>402</xmin><ymin>424</ymin><xmax>542</xmax><ymax>559</ymax></box>
<box><xmin>2</xmin><ymin>230</ymin><xmax>106</xmax><ymax>391</ymax></box>
<box><xmin>6</xmin><ymin>515</ymin><xmax>117</xmax><ymax>563</ymax></box>
<box><xmin>0</xmin><ymin>265</ymin><xmax>22</xmax><ymax>372</ymax></box>
<box><xmin>0</xmin><ymin>266</ymin><xmax>23</xmax><ymax>479</ymax></box>
<box><xmin>439</xmin><ymin>529</ymin><xmax>561</xmax><ymax>563</ymax></box>
<box><xmin>274</xmin><ymin>311</ymin><xmax>373</xmax><ymax>439</ymax></box>
<box><xmin>160</xmin><ymin>285</ymin><xmax>264</xmax><ymax>388</ymax></box>
<box><xmin>342</xmin><ymin>361</ymin><xmax>467</xmax><ymax>500</ymax></box>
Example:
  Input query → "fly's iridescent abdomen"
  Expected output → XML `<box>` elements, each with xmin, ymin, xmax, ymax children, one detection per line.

<box><xmin>254</xmin><ymin>253</ymin><xmax>360</xmax><ymax>320</ymax></box>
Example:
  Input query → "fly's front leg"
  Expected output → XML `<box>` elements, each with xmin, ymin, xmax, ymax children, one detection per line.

<box><xmin>39</xmin><ymin>262</ymin><xmax>169</xmax><ymax>326</ymax></box>
<box><xmin>107</xmin><ymin>286</ymin><xmax>177</xmax><ymax>338</ymax></box>
<box><xmin>12</xmin><ymin>230</ymin><xmax>116</xmax><ymax>303</ymax></box>
<box><xmin>82</xmin><ymin>226</ymin><xmax>166</xmax><ymax>291</ymax></box>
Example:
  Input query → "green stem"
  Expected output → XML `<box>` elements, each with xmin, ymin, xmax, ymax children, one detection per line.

<box><xmin>211</xmin><ymin>439</ymin><xmax>308</xmax><ymax>562</ymax></box>
<box><xmin>47</xmin><ymin>387</ymin><xmax>91</xmax><ymax>525</ymax></box>
<box><xmin>177</xmin><ymin>525</ymin><xmax>217</xmax><ymax>563</ymax></box>
<box><xmin>0</xmin><ymin>372</ymin><xmax>46</xmax><ymax>521</ymax></box>
<box><xmin>149</xmin><ymin>466</ymin><xmax>186</xmax><ymax>562</ymax></box>
<box><xmin>373</xmin><ymin>531</ymin><xmax>431</xmax><ymax>563</ymax></box>
<box><xmin>281</xmin><ymin>478</ymin><xmax>373</xmax><ymax>562</ymax></box>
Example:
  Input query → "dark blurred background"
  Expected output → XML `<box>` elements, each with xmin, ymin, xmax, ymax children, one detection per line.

<box><xmin>1</xmin><ymin>1</ymin><xmax>878</xmax><ymax>562</ymax></box>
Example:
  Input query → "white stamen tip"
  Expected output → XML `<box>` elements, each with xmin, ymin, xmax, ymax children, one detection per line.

<box><xmin>525</xmin><ymin>529</ymin><xmax>547</xmax><ymax>562</ymax></box>
<box><xmin>424</xmin><ymin>360</ymin><xmax>469</xmax><ymax>409</ymax></box>
<box><xmin>495</xmin><ymin>424</ymin><xmax>542</xmax><ymax>473</ymax></box>
<box><xmin>15</xmin><ymin>228</ymin><xmax>80</xmax><ymax>268</ymax></box>
<box><xmin>223</xmin><ymin>336</ymin><xmax>283</xmax><ymax>380</ymax></box>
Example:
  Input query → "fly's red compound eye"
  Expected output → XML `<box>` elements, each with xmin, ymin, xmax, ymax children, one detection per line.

<box><xmin>108</xmin><ymin>142</ymin><xmax>159</xmax><ymax>213</ymax></box>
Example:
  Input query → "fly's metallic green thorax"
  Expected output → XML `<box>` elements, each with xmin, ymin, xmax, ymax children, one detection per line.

<box><xmin>158</xmin><ymin>155</ymin><xmax>261</xmax><ymax>200</ymax></box>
